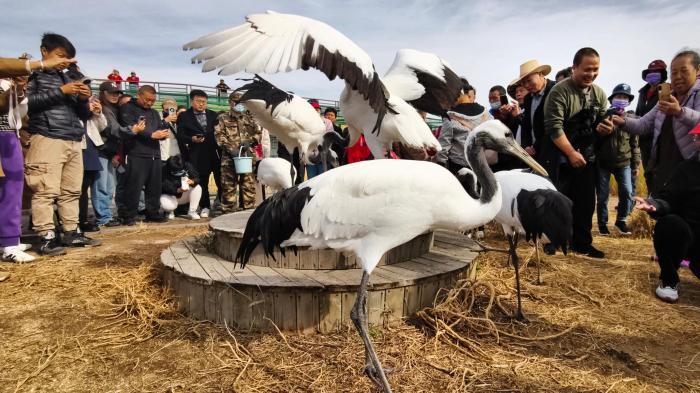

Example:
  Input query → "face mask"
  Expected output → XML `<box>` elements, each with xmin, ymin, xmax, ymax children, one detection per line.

<box><xmin>645</xmin><ymin>72</ymin><xmax>662</xmax><ymax>85</ymax></box>
<box><xmin>489</xmin><ymin>101</ymin><xmax>502</xmax><ymax>110</ymax></box>
<box><xmin>611</xmin><ymin>98</ymin><xmax>629</xmax><ymax>110</ymax></box>
<box><xmin>234</xmin><ymin>103</ymin><xmax>246</xmax><ymax>113</ymax></box>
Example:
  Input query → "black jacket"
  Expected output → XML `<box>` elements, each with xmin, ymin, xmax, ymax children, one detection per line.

<box><xmin>27</xmin><ymin>69</ymin><xmax>91</xmax><ymax>141</ymax></box>
<box><xmin>162</xmin><ymin>157</ymin><xmax>200</xmax><ymax>198</ymax></box>
<box><xmin>635</xmin><ymin>83</ymin><xmax>659</xmax><ymax>117</ymax></box>
<box><xmin>650</xmin><ymin>157</ymin><xmax>700</xmax><ymax>229</ymax></box>
<box><xmin>176</xmin><ymin>108</ymin><xmax>220</xmax><ymax>158</ymax></box>
<box><xmin>520</xmin><ymin>79</ymin><xmax>556</xmax><ymax>161</ymax></box>
<box><xmin>99</xmin><ymin>102</ymin><xmax>127</xmax><ymax>158</ymax></box>
<box><xmin>118</xmin><ymin>100</ymin><xmax>164</xmax><ymax>159</ymax></box>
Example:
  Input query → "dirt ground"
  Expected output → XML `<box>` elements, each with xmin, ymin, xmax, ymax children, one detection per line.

<box><xmin>1</xmin><ymin>205</ymin><xmax>699</xmax><ymax>392</ymax></box>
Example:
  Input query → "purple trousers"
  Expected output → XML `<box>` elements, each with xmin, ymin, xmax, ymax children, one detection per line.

<box><xmin>0</xmin><ymin>132</ymin><xmax>23</xmax><ymax>247</ymax></box>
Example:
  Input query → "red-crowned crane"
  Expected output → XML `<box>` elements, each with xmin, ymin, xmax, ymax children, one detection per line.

<box><xmin>257</xmin><ymin>157</ymin><xmax>297</xmax><ymax>193</ymax></box>
<box><xmin>458</xmin><ymin>168</ymin><xmax>573</xmax><ymax>319</ymax></box>
<box><xmin>182</xmin><ymin>11</ymin><xmax>463</xmax><ymax>161</ymax></box>
<box><xmin>235</xmin><ymin>120</ymin><xmax>547</xmax><ymax>392</ymax></box>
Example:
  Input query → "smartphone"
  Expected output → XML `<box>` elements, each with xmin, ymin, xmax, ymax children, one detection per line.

<box><xmin>138</xmin><ymin>116</ymin><xmax>146</xmax><ymax>122</ymax></box>
<box><xmin>499</xmin><ymin>95</ymin><xmax>509</xmax><ymax>106</ymax></box>
<box><xmin>658</xmin><ymin>83</ymin><xmax>671</xmax><ymax>102</ymax></box>
<box><xmin>168</xmin><ymin>107</ymin><xmax>176</xmax><ymax>114</ymax></box>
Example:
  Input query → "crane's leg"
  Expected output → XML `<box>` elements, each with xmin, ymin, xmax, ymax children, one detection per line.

<box><xmin>350</xmin><ymin>271</ymin><xmax>392</xmax><ymax>393</ymax></box>
<box><xmin>534</xmin><ymin>239</ymin><xmax>542</xmax><ymax>285</ymax></box>
<box><xmin>508</xmin><ymin>233</ymin><xmax>525</xmax><ymax>320</ymax></box>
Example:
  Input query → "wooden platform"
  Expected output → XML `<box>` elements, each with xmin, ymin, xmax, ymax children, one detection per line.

<box><xmin>161</xmin><ymin>211</ymin><xmax>480</xmax><ymax>333</ymax></box>
<box><xmin>209</xmin><ymin>211</ymin><xmax>434</xmax><ymax>269</ymax></box>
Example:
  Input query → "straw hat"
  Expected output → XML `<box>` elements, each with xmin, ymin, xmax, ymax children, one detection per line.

<box><xmin>506</xmin><ymin>78</ymin><xmax>520</xmax><ymax>100</ymax></box>
<box><xmin>515</xmin><ymin>60</ymin><xmax>551</xmax><ymax>85</ymax></box>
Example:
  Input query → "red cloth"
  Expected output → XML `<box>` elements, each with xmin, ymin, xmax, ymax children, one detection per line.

<box><xmin>126</xmin><ymin>75</ymin><xmax>140</xmax><ymax>85</ymax></box>
<box><xmin>345</xmin><ymin>135</ymin><xmax>372</xmax><ymax>163</ymax></box>
<box><xmin>107</xmin><ymin>73</ymin><xmax>123</xmax><ymax>88</ymax></box>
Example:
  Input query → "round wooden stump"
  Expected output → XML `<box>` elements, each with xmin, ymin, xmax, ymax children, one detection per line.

<box><xmin>161</xmin><ymin>211</ymin><xmax>479</xmax><ymax>333</ymax></box>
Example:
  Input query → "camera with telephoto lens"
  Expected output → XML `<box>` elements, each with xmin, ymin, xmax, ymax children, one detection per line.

<box><xmin>65</xmin><ymin>63</ymin><xmax>91</xmax><ymax>85</ymax></box>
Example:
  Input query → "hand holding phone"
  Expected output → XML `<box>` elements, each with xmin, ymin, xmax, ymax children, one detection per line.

<box><xmin>658</xmin><ymin>83</ymin><xmax>672</xmax><ymax>102</ymax></box>
<box><xmin>499</xmin><ymin>95</ymin><xmax>509</xmax><ymax>106</ymax></box>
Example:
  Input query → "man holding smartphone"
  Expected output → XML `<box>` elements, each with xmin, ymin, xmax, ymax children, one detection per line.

<box><xmin>177</xmin><ymin>90</ymin><xmax>220</xmax><ymax>218</ymax></box>
<box><xmin>24</xmin><ymin>33</ymin><xmax>98</xmax><ymax>256</ymax></box>
<box><xmin>119</xmin><ymin>85</ymin><xmax>170</xmax><ymax>225</ymax></box>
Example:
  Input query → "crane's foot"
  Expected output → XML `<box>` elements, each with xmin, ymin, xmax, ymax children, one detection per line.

<box><xmin>512</xmin><ymin>310</ymin><xmax>528</xmax><ymax>322</ymax></box>
<box><xmin>364</xmin><ymin>363</ymin><xmax>394</xmax><ymax>391</ymax></box>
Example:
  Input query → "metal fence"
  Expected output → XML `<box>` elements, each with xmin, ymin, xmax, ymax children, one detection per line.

<box><xmin>90</xmin><ymin>79</ymin><xmax>442</xmax><ymax>129</ymax></box>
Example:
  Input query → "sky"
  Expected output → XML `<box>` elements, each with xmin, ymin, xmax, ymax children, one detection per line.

<box><xmin>2</xmin><ymin>0</ymin><xmax>698</xmax><ymax>108</ymax></box>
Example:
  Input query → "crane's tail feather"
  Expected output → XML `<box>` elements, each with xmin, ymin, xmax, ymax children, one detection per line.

<box><xmin>517</xmin><ymin>189</ymin><xmax>573</xmax><ymax>254</ymax></box>
<box><xmin>235</xmin><ymin>185</ymin><xmax>313</xmax><ymax>268</ymax></box>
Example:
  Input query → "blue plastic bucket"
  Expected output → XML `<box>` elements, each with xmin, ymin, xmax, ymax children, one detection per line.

<box><xmin>233</xmin><ymin>146</ymin><xmax>253</xmax><ymax>174</ymax></box>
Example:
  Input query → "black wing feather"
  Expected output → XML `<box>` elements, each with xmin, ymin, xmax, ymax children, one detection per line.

<box><xmin>236</xmin><ymin>75</ymin><xmax>293</xmax><ymax>114</ymax></box>
<box><xmin>235</xmin><ymin>185</ymin><xmax>312</xmax><ymax>268</ymax></box>
<box><xmin>408</xmin><ymin>66</ymin><xmax>463</xmax><ymax>117</ymax></box>
<box><xmin>517</xmin><ymin>189</ymin><xmax>573</xmax><ymax>254</ymax></box>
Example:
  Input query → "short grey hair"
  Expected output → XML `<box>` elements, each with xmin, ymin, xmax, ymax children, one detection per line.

<box><xmin>161</xmin><ymin>97</ymin><xmax>177</xmax><ymax>107</ymax></box>
<box><xmin>673</xmin><ymin>48</ymin><xmax>700</xmax><ymax>68</ymax></box>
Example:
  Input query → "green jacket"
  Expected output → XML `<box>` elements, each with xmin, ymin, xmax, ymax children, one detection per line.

<box><xmin>594</xmin><ymin>126</ymin><xmax>641</xmax><ymax>170</ymax></box>
<box><xmin>544</xmin><ymin>78</ymin><xmax>608</xmax><ymax>139</ymax></box>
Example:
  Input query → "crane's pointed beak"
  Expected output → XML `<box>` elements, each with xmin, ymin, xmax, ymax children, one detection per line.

<box><xmin>504</xmin><ymin>138</ymin><xmax>548</xmax><ymax>177</ymax></box>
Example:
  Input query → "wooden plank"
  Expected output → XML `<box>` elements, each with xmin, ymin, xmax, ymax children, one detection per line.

<box><xmin>203</xmin><ymin>285</ymin><xmax>220</xmax><ymax>322</ymax></box>
<box><xmin>404</xmin><ymin>284</ymin><xmax>421</xmax><ymax>315</ymax></box>
<box><xmin>246</xmin><ymin>265</ymin><xmax>293</xmax><ymax>287</ymax></box>
<box><xmin>171</xmin><ymin>244</ymin><xmax>212</xmax><ymax>283</ymax></box>
<box><xmin>220</xmin><ymin>286</ymin><xmax>236</xmax><ymax>327</ymax></box>
<box><xmin>270</xmin><ymin>267</ymin><xmax>325</xmax><ymax>288</ymax></box>
<box><xmin>415</xmin><ymin>253</ymin><xmax>469</xmax><ymax>270</ymax></box>
<box><xmin>251</xmin><ymin>289</ymin><xmax>274</xmax><ymax>331</ymax></box>
<box><xmin>184</xmin><ymin>279</ymin><xmax>205</xmax><ymax>319</ymax></box>
<box><xmin>318</xmin><ymin>249</ymin><xmax>339</xmax><ymax>270</ymax></box>
<box><xmin>384</xmin><ymin>287</ymin><xmax>405</xmax><ymax>324</ymax></box>
<box><xmin>280</xmin><ymin>248</ymin><xmax>300</xmax><ymax>270</ymax></box>
<box><xmin>231</xmin><ymin>287</ymin><xmax>253</xmax><ymax>331</ymax></box>
<box><xmin>385</xmin><ymin>247</ymin><xmax>399</xmax><ymax>265</ymax></box>
<box><xmin>274</xmin><ymin>291</ymin><xmax>297</xmax><ymax>331</ymax></box>
<box><xmin>341</xmin><ymin>291</ymin><xmax>357</xmax><ymax>328</ymax></box>
<box><xmin>216</xmin><ymin>261</ymin><xmax>269</xmax><ymax>287</ymax></box>
<box><xmin>298</xmin><ymin>248</ymin><xmax>319</xmax><ymax>270</ymax></box>
<box><xmin>367</xmin><ymin>290</ymin><xmax>384</xmax><ymax>326</ymax></box>
<box><xmin>370</xmin><ymin>266</ymin><xmax>416</xmax><ymax>288</ymax></box>
<box><xmin>161</xmin><ymin>249</ymin><xmax>176</xmax><ymax>268</ymax></box>
<box><xmin>319</xmin><ymin>292</ymin><xmax>342</xmax><ymax>333</ymax></box>
<box><xmin>399</xmin><ymin>241</ymin><xmax>412</xmax><ymax>263</ymax></box>
<box><xmin>296</xmin><ymin>291</ymin><xmax>319</xmax><ymax>334</ymax></box>
<box><xmin>208</xmin><ymin>210</ymin><xmax>253</xmax><ymax>233</ymax></box>
<box><xmin>420</xmin><ymin>280</ymin><xmax>440</xmax><ymax>309</ymax></box>
<box><xmin>374</xmin><ymin>264</ymin><xmax>425</xmax><ymax>283</ymax></box>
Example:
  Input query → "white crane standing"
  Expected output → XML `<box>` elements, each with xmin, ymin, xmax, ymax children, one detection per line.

<box><xmin>235</xmin><ymin>120</ymin><xmax>547</xmax><ymax>392</ymax></box>
<box><xmin>182</xmin><ymin>11</ymin><xmax>463</xmax><ymax>160</ymax></box>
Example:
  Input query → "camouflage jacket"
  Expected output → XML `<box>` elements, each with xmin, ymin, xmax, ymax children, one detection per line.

<box><xmin>214</xmin><ymin>111</ymin><xmax>261</xmax><ymax>158</ymax></box>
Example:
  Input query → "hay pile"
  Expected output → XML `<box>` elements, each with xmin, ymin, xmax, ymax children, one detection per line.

<box><xmin>1</xmin><ymin>221</ymin><xmax>699</xmax><ymax>392</ymax></box>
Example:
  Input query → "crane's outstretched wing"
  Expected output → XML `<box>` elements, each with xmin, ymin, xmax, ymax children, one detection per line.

<box><xmin>382</xmin><ymin>49</ymin><xmax>463</xmax><ymax>117</ymax></box>
<box><xmin>183</xmin><ymin>11</ymin><xmax>392</xmax><ymax>121</ymax></box>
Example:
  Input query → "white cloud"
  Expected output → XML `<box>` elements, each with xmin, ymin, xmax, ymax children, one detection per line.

<box><xmin>2</xmin><ymin>0</ymin><xmax>698</xmax><ymax>108</ymax></box>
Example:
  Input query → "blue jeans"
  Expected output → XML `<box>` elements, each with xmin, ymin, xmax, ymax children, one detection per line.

<box><xmin>306</xmin><ymin>162</ymin><xmax>325</xmax><ymax>179</ymax></box>
<box><xmin>597</xmin><ymin>165</ymin><xmax>632</xmax><ymax>226</ymax></box>
<box><xmin>92</xmin><ymin>155</ymin><xmax>116</xmax><ymax>225</ymax></box>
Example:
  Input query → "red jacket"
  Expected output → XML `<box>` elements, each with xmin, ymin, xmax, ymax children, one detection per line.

<box><xmin>107</xmin><ymin>73</ymin><xmax>123</xmax><ymax>87</ymax></box>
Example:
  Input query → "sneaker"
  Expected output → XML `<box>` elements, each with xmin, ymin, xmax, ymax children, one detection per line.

<box><xmin>655</xmin><ymin>282</ymin><xmax>679</xmax><ymax>303</ymax></box>
<box><xmin>598</xmin><ymin>226</ymin><xmax>611</xmax><ymax>235</ymax></box>
<box><xmin>18</xmin><ymin>243</ymin><xmax>32</xmax><ymax>252</ymax></box>
<box><xmin>144</xmin><ymin>215</ymin><xmax>167</xmax><ymax>223</ymax></box>
<box><xmin>104</xmin><ymin>218</ymin><xmax>123</xmax><ymax>227</ymax></box>
<box><xmin>615</xmin><ymin>221</ymin><xmax>632</xmax><ymax>235</ymax></box>
<box><xmin>122</xmin><ymin>219</ymin><xmax>136</xmax><ymax>226</ymax></box>
<box><xmin>166</xmin><ymin>212</ymin><xmax>175</xmax><ymax>220</ymax></box>
<box><xmin>79</xmin><ymin>222</ymin><xmax>101</xmax><ymax>233</ymax></box>
<box><xmin>1</xmin><ymin>246</ymin><xmax>36</xmax><ymax>263</ymax></box>
<box><xmin>39</xmin><ymin>231</ymin><xmax>67</xmax><ymax>256</ymax></box>
<box><xmin>571</xmin><ymin>245</ymin><xmax>605</xmax><ymax>259</ymax></box>
<box><xmin>200</xmin><ymin>208</ymin><xmax>210</xmax><ymax>218</ymax></box>
<box><xmin>187</xmin><ymin>210</ymin><xmax>201</xmax><ymax>220</ymax></box>
<box><xmin>61</xmin><ymin>230</ymin><xmax>102</xmax><ymax>247</ymax></box>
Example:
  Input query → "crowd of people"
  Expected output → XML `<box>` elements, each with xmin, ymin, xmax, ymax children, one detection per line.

<box><xmin>0</xmin><ymin>33</ymin><xmax>698</xmax><ymax>303</ymax></box>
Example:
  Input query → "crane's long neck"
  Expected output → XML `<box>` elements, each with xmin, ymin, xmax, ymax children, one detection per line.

<box><xmin>466</xmin><ymin>138</ymin><xmax>497</xmax><ymax>205</ymax></box>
